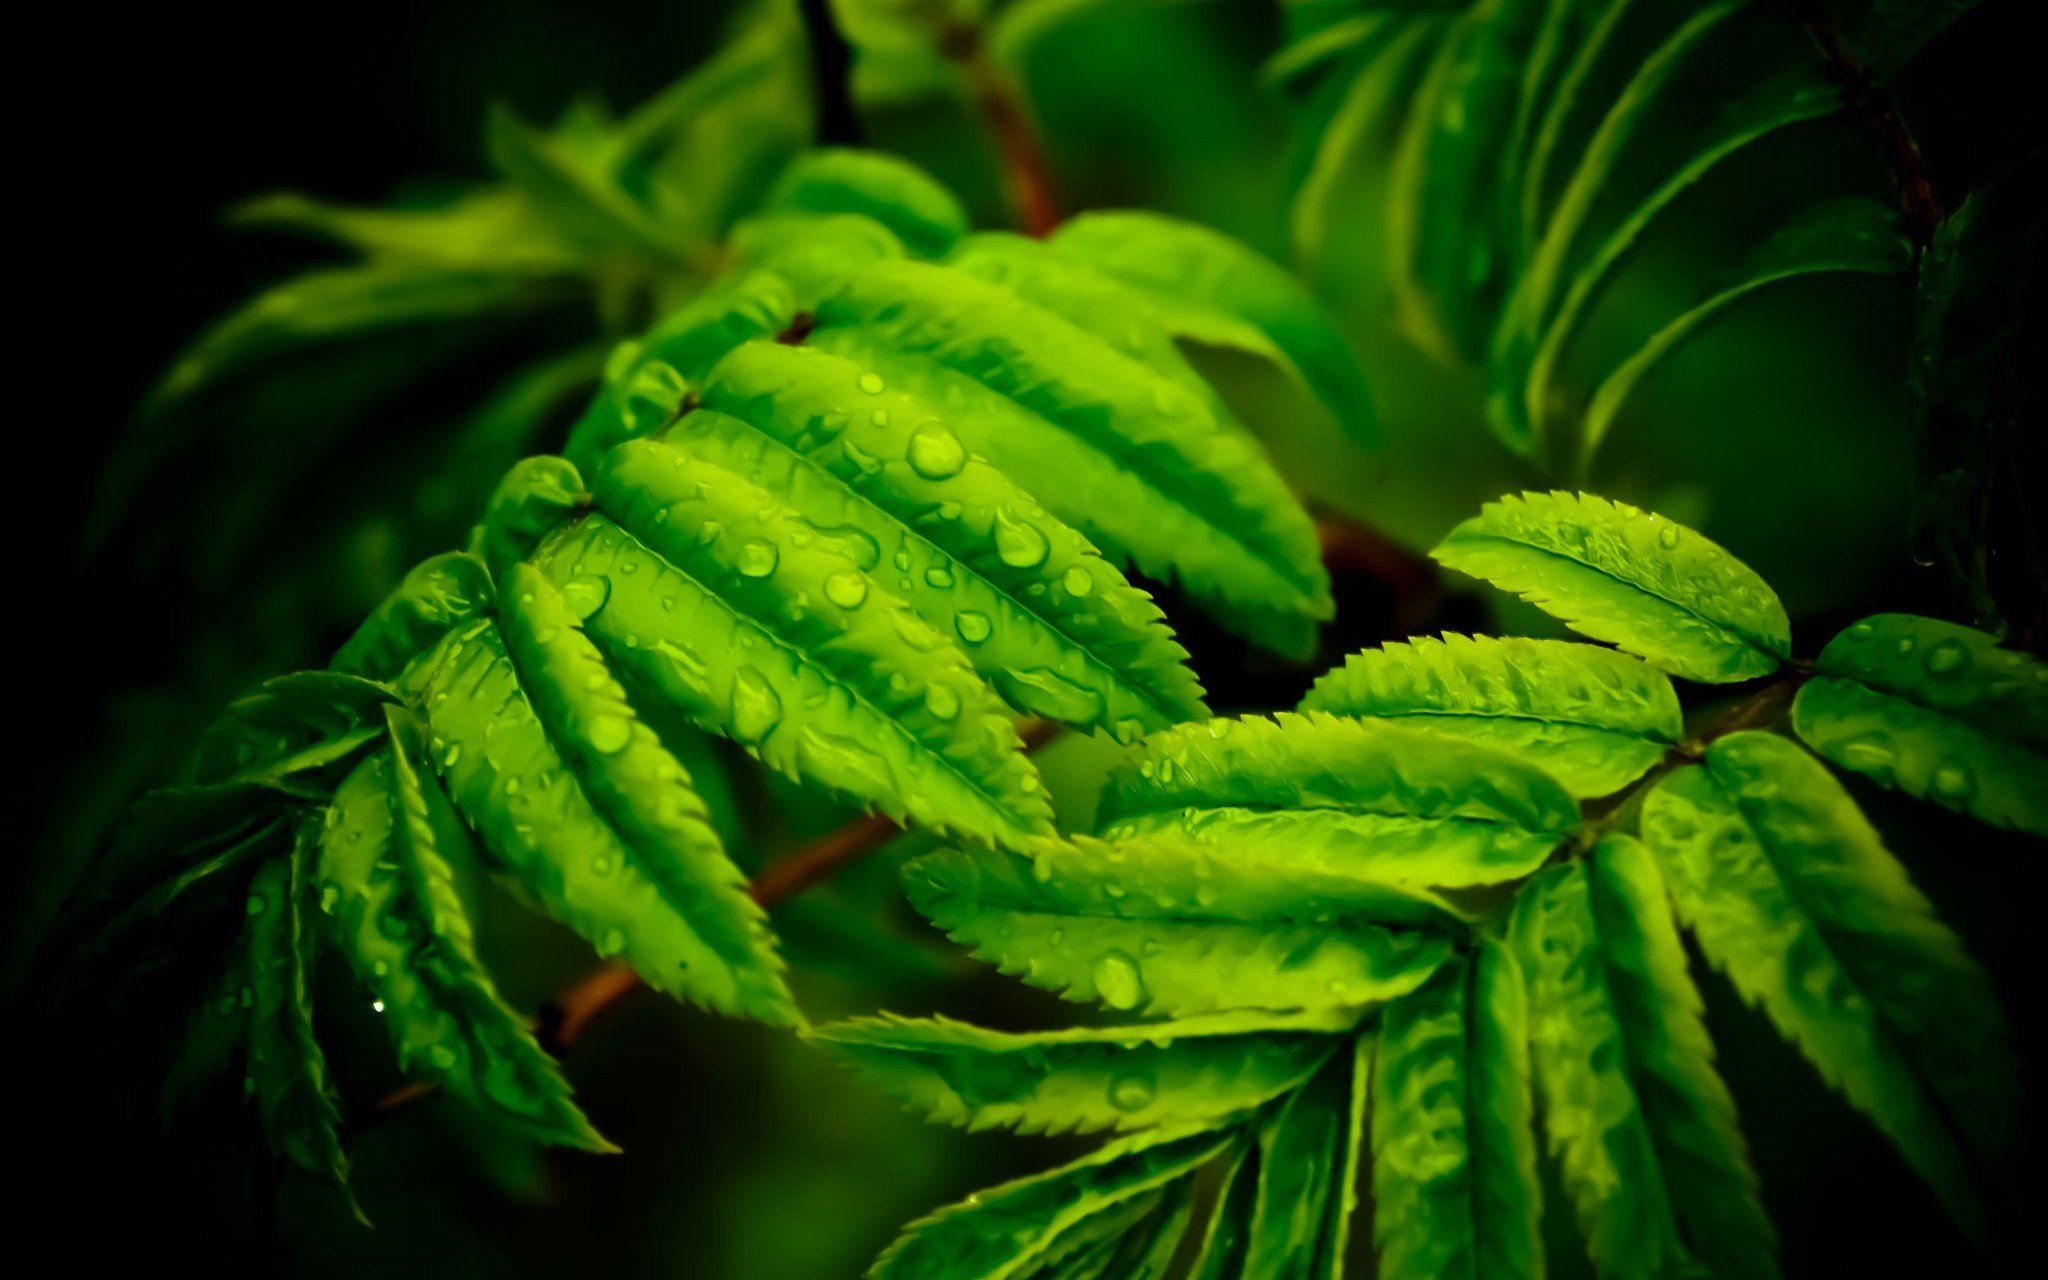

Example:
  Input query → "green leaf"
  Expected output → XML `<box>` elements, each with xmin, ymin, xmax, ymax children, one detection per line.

<box><xmin>530</xmin><ymin>439</ymin><xmax>1054</xmax><ymax>846</ymax></box>
<box><xmin>868</xmin><ymin>1125</ymin><xmax>1236</xmax><ymax>1280</ymax></box>
<box><xmin>905</xmin><ymin>834</ymin><xmax>1457</xmax><ymax>1017</ymax></box>
<box><xmin>1370</xmin><ymin>942</ymin><xmax>1541</xmax><ymax>1280</ymax></box>
<box><xmin>1512</xmin><ymin>834</ymin><xmax>1778</xmax><ymax>1280</ymax></box>
<box><xmin>142</xmin><ymin>266</ymin><xmax>565</xmax><ymax>417</ymax></box>
<box><xmin>244</xmin><ymin>836</ymin><xmax>355</xmax><ymax>1213</ymax></box>
<box><xmin>332</xmin><ymin>552</ymin><xmax>496</xmax><ymax>681</ymax></box>
<box><xmin>1642</xmin><ymin>731</ymin><xmax>2018</xmax><ymax>1237</ymax></box>
<box><xmin>407</xmin><ymin>610</ymin><xmax>775</xmax><ymax>1014</ymax></box>
<box><xmin>945</xmin><ymin>231</ymin><xmax>1245</xmax><ymax>427</ymax></box>
<box><xmin>636</xmin><ymin>269</ymin><xmax>798</xmax><ymax>380</ymax></box>
<box><xmin>232</xmin><ymin>187</ymin><xmax>577</xmax><ymax>270</ymax></box>
<box><xmin>1098</xmin><ymin>713</ymin><xmax>1580</xmax><ymax>888</ymax></box>
<box><xmin>809</xmin><ymin>1009</ymin><xmax>1351</xmax><ymax>1135</ymax></box>
<box><xmin>1240</xmin><ymin>1035</ymin><xmax>1368</xmax><ymax>1280</ymax></box>
<box><xmin>1300</xmin><ymin>634</ymin><xmax>1682</xmax><ymax>797</ymax></box>
<box><xmin>679</xmin><ymin>338</ymin><xmax>1208</xmax><ymax>739</ymax></box>
<box><xmin>1574</xmin><ymin>197</ymin><xmax>1911</xmax><ymax>462</ymax></box>
<box><xmin>494</xmin><ymin>563</ymin><xmax>796</xmax><ymax>1023</ymax></box>
<box><xmin>1186</xmin><ymin>1139</ymin><xmax>1260</xmax><ymax>1280</ymax></box>
<box><xmin>728</xmin><ymin>211</ymin><xmax>907</xmax><ymax>300</ymax></box>
<box><xmin>806</xmin><ymin>259</ymin><xmax>1332</xmax><ymax>656</ymax></box>
<box><xmin>320</xmin><ymin>718</ymin><xmax>609</xmax><ymax>1148</ymax></box>
<box><xmin>762</xmin><ymin>149</ymin><xmax>967</xmax><ymax>258</ymax></box>
<box><xmin>1433</xmin><ymin>491</ymin><xmax>1791</xmax><ymax>682</ymax></box>
<box><xmin>1489</xmin><ymin>65</ymin><xmax>1841</xmax><ymax>455</ymax></box>
<box><xmin>485</xmin><ymin>103</ymin><xmax>696</xmax><ymax>268</ymax></box>
<box><xmin>1048</xmin><ymin>210</ymin><xmax>1381</xmax><ymax>446</ymax></box>
<box><xmin>1794</xmin><ymin>613</ymin><xmax>2048</xmax><ymax>836</ymax></box>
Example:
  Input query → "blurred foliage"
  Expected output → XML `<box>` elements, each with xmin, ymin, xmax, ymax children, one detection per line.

<box><xmin>17</xmin><ymin>0</ymin><xmax>2039</xmax><ymax>1276</ymax></box>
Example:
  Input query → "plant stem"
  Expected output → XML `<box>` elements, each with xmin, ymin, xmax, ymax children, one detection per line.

<box><xmin>1775</xmin><ymin>0</ymin><xmax>1943</xmax><ymax>251</ymax></box>
<box><xmin>799</xmin><ymin>0</ymin><xmax>863</xmax><ymax>146</ymax></box>
<box><xmin>941</xmin><ymin>23</ymin><xmax>1062</xmax><ymax>235</ymax></box>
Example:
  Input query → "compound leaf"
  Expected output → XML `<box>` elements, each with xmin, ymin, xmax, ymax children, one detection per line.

<box><xmin>535</xmin><ymin>440</ymin><xmax>1054</xmax><ymax>846</ymax></box>
<box><xmin>676</xmin><ymin>339</ymin><xmax>1208</xmax><ymax>739</ymax></box>
<box><xmin>805</xmin><ymin>259</ymin><xmax>1333</xmax><ymax>656</ymax></box>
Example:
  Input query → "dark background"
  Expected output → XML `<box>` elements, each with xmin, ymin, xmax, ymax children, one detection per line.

<box><xmin>15</xmin><ymin>1</ymin><xmax>2037</xmax><ymax>1275</ymax></box>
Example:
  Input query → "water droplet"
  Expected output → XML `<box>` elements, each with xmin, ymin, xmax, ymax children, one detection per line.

<box><xmin>1924</xmin><ymin>639</ymin><xmax>1969</xmax><ymax>677</ymax></box>
<box><xmin>1108</xmin><ymin>1072</ymin><xmax>1156</xmax><ymax>1113</ymax></box>
<box><xmin>994</xmin><ymin>510</ymin><xmax>1050</xmax><ymax>569</ymax></box>
<box><xmin>857</xmin><ymin>372</ymin><xmax>885</xmax><ymax>394</ymax></box>
<box><xmin>1092</xmin><ymin>952</ymin><xmax>1144</xmax><ymax>1010</ymax></box>
<box><xmin>925</xmin><ymin>683</ymin><xmax>961</xmax><ymax>720</ymax></box>
<box><xmin>823</xmin><ymin>570</ymin><xmax>870</xmax><ymax>609</ymax></box>
<box><xmin>737</xmin><ymin>539</ymin><xmax>779</xmax><ymax>578</ymax></box>
<box><xmin>1062</xmin><ymin>565</ymin><xmax>1093</xmax><ymax>597</ymax></box>
<box><xmin>956</xmin><ymin>612</ymin><xmax>993</xmax><ymax>645</ymax></box>
<box><xmin>729</xmin><ymin>669</ymin><xmax>783</xmax><ymax>744</ymax></box>
<box><xmin>1657</xmin><ymin>524</ymin><xmax>1681</xmax><ymax>549</ymax></box>
<box><xmin>1931</xmin><ymin>760</ymin><xmax>1975</xmax><ymax>799</ymax></box>
<box><xmin>906</xmin><ymin>427</ymin><xmax>967</xmax><ymax>480</ymax></box>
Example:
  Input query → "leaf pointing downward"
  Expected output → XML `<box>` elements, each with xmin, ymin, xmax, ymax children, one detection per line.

<box><xmin>1642</xmin><ymin>731</ymin><xmax>2018</xmax><ymax>1238</ymax></box>
<box><xmin>1512</xmin><ymin>835</ymin><xmax>1778</xmax><ymax>1280</ymax></box>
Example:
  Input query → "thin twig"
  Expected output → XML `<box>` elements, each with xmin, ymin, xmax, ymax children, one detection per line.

<box><xmin>942</xmin><ymin>23</ymin><xmax>1062</xmax><ymax>235</ymax></box>
<box><xmin>1776</xmin><ymin>0</ymin><xmax>1944</xmax><ymax>251</ymax></box>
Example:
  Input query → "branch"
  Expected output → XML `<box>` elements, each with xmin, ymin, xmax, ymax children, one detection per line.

<box><xmin>799</xmin><ymin>0</ymin><xmax>863</xmax><ymax>146</ymax></box>
<box><xmin>1776</xmin><ymin>0</ymin><xmax>1944</xmax><ymax>251</ymax></box>
<box><xmin>941</xmin><ymin>23</ymin><xmax>1062</xmax><ymax>235</ymax></box>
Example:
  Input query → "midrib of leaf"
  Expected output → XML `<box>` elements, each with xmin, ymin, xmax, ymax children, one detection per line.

<box><xmin>534</xmin><ymin>516</ymin><xmax>1039</xmax><ymax>838</ymax></box>
<box><xmin>660</xmin><ymin>404</ymin><xmax>1191</xmax><ymax>729</ymax></box>
<box><xmin>1444</xmin><ymin>529</ymin><xmax>1783</xmax><ymax>664</ymax></box>
<box><xmin>1334</xmin><ymin>704</ymin><xmax>1671</xmax><ymax>746</ymax></box>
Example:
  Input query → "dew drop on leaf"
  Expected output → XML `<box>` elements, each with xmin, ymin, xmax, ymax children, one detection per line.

<box><xmin>1092</xmin><ymin>952</ymin><xmax>1145</xmax><ymax>1010</ymax></box>
<box><xmin>905</xmin><ymin>427</ymin><xmax>967</xmax><ymax>479</ymax></box>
